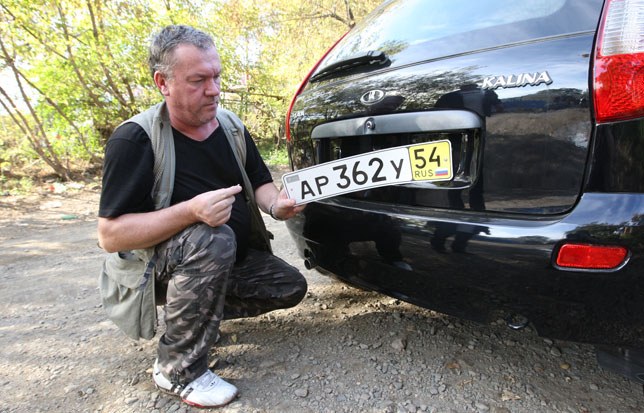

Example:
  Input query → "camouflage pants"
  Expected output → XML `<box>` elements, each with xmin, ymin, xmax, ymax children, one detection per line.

<box><xmin>153</xmin><ymin>223</ymin><xmax>307</xmax><ymax>385</ymax></box>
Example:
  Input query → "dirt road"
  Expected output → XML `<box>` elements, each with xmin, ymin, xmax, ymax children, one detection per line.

<box><xmin>0</xmin><ymin>180</ymin><xmax>642</xmax><ymax>413</ymax></box>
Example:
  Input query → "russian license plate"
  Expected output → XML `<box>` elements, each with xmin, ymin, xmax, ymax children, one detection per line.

<box><xmin>282</xmin><ymin>140</ymin><xmax>453</xmax><ymax>205</ymax></box>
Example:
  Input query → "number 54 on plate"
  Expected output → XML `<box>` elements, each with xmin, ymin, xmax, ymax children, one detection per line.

<box><xmin>282</xmin><ymin>140</ymin><xmax>453</xmax><ymax>205</ymax></box>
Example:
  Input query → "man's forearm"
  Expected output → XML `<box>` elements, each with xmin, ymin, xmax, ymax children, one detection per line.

<box><xmin>97</xmin><ymin>186</ymin><xmax>241</xmax><ymax>253</ymax></box>
<box><xmin>254</xmin><ymin>182</ymin><xmax>280</xmax><ymax>215</ymax></box>
<box><xmin>254</xmin><ymin>182</ymin><xmax>304</xmax><ymax>221</ymax></box>
<box><xmin>97</xmin><ymin>202</ymin><xmax>196</xmax><ymax>253</ymax></box>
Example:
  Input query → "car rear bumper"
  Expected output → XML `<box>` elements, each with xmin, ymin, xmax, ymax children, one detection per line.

<box><xmin>285</xmin><ymin>192</ymin><xmax>644</xmax><ymax>348</ymax></box>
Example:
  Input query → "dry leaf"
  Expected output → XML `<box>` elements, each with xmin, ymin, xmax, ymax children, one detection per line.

<box><xmin>501</xmin><ymin>389</ymin><xmax>521</xmax><ymax>401</ymax></box>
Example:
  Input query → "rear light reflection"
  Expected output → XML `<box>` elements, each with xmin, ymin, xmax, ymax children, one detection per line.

<box><xmin>555</xmin><ymin>243</ymin><xmax>629</xmax><ymax>270</ymax></box>
<box><xmin>593</xmin><ymin>0</ymin><xmax>644</xmax><ymax>123</ymax></box>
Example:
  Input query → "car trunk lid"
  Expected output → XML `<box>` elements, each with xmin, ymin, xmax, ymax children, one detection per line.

<box><xmin>288</xmin><ymin>0</ymin><xmax>606</xmax><ymax>216</ymax></box>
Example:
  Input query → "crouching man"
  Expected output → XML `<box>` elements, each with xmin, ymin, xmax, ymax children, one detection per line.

<box><xmin>97</xmin><ymin>25</ymin><xmax>306</xmax><ymax>408</ymax></box>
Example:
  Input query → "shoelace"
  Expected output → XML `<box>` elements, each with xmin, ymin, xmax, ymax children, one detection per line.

<box><xmin>154</xmin><ymin>365</ymin><xmax>185</xmax><ymax>395</ymax></box>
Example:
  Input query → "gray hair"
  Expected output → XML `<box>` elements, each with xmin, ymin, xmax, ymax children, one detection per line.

<box><xmin>148</xmin><ymin>25</ymin><xmax>216</xmax><ymax>79</ymax></box>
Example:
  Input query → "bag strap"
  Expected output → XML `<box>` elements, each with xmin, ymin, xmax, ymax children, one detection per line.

<box><xmin>217</xmin><ymin>108</ymin><xmax>273</xmax><ymax>253</ymax></box>
<box><xmin>125</xmin><ymin>102</ymin><xmax>175</xmax><ymax>211</ymax></box>
<box><xmin>217</xmin><ymin>107</ymin><xmax>246</xmax><ymax>166</ymax></box>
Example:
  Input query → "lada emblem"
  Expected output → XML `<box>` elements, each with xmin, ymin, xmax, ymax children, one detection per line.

<box><xmin>481</xmin><ymin>71</ymin><xmax>553</xmax><ymax>90</ymax></box>
<box><xmin>360</xmin><ymin>89</ymin><xmax>386</xmax><ymax>105</ymax></box>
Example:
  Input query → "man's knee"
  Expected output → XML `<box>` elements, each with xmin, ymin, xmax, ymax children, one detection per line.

<box><xmin>179</xmin><ymin>223</ymin><xmax>237</xmax><ymax>269</ymax></box>
<box><xmin>282</xmin><ymin>268</ymin><xmax>308</xmax><ymax>307</ymax></box>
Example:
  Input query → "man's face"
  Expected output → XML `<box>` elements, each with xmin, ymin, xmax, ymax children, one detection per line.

<box><xmin>157</xmin><ymin>44</ymin><xmax>222</xmax><ymax>128</ymax></box>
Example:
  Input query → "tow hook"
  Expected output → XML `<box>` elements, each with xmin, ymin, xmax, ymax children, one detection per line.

<box><xmin>506</xmin><ymin>314</ymin><xmax>529</xmax><ymax>330</ymax></box>
<box><xmin>304</xmin><ymin>249</ymin><xmax>317</xmax><ymax>270</ymax></box>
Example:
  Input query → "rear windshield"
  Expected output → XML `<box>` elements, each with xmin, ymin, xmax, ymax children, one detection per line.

<box><xmin>319</xmin><ymin>0</ymin><xmax>603</xmax><ymax>69</ymax></box>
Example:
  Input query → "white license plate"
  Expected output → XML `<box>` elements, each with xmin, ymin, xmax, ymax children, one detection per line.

<box><xmin>282</xmin><ymin>140</ymin><xmax>453</xmax><ymax>205</ymax></box>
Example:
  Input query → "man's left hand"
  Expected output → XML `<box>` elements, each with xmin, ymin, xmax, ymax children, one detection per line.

<box><xmin>271</xmin><ymin>188</ymin><xmax>306</xmax><ymax>220</ymax></box>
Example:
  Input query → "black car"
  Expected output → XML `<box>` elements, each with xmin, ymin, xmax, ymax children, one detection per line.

<box><xmin>284</xmin><ymin>0</ymin><xmax>644</xmax><ymax>382</ymax></box>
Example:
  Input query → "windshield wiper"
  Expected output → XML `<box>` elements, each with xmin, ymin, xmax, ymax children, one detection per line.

<box><xmin>310</xmin><ymin>50</ymin><xmax>390</xmax><ymax>82</ymax></box>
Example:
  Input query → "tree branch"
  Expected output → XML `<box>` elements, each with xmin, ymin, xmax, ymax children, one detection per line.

<box><xmin>85</xmin><ymin>0</ymin><xmax>132</xmax><ymax>114</ymax></box>
<box><xmin>0</xmin><ymin>35</ymin><xmax>68</xmax><ymax>177</ymax></box>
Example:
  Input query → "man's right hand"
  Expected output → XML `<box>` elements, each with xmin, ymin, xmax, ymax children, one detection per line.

<box><xmin>189</xmin><ymin>185</ymin><xmax>242</xmax><ymax>227</ymax></box>
<box><xmin>98</xmin><ymin>185</ymin><xmax>243</xmax><ymax>253</ymax></box>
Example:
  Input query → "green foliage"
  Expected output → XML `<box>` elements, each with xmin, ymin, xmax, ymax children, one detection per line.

<box><xmin>0</xmin><ymin>0</ymin><xmax>382</xmax><ymax>180</ymax></box>
<box><xmin>256</xmin><ymin>140</ymin><xmax>289</xmax><ymax>166</ymax></box>
<box><xmin>0</xmin><ymin>114</ymin><xmax>36</xmax><ymax>193</ymax></box>
<box><xmin>0</xmin><ymin>114</ymin><xmax>34</xmax><ymax>170</ymax></box>
<box><xmin>213</xmin><ymin>0</ymin><xmax>381</xmax><ymax>142</ymax></box>
<box><xmin>0</xmin><ymin>175</ymin><xmax>33</xmax><ymax>195</ymax></box>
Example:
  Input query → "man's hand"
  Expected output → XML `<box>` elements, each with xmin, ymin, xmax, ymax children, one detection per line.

<box><xmin>270</xmin><ymin>188</ymin><xmax>306</xmax><ymax>221</ymax></box>
<box><xmin>189</xmin><ymin>185</ymin><xmax>242</xmax><ymax>227</ymax></box>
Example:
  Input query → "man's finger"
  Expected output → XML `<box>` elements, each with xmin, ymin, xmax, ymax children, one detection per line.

<box><xmin>224</xmin><ymin>185</ymin><xmax>242</xmax><ymax>196</ymax></box>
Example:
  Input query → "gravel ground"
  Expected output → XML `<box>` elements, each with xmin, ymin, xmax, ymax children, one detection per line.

<box><xmin>0</xmin><ymin>178</ymin><xmax>642</xmax><ymax>413</ymax></box>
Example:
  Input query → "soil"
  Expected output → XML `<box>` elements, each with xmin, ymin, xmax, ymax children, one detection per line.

<box><xmin>1</xmin><ymin>171</ymin><xmax>642</xmax><ymax>413</ymax></box>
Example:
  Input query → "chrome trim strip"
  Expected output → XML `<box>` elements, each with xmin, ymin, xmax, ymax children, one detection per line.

<box><xmin>311</xmin><ymin>111</ymin><xmax>482</xmax><ymax>139</ymax></box>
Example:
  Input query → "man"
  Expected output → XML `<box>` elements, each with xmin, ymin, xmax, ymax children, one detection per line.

<box><xmin>98</xmin><ymin>25</ymin><xmax>307</xmax><ymax>408</ymax></box>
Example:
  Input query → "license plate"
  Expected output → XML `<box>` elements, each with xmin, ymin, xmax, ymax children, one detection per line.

<box><xmin>282</xmin><ymin>140</ymin><xmax>453</xmax><ymax>205</ymax></box>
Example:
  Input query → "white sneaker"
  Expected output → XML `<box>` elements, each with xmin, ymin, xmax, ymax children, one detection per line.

<box><xmin>153</xmin><ymin>359</ymin><xmax>238</xmax><ymax>407</ymax></box>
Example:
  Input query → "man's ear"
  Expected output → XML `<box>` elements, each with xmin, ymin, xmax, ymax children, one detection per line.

<box><xmin>153</xmin><ymin>71</ymin><xmax>170</xmax><ymax>96</ymax></box>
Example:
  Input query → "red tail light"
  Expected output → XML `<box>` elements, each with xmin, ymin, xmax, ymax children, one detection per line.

<box><xmin>285</xmin><ymin>33</ymin><xmax>348</xmax><ymax>141</ymax></box>
<box><xmin>593</xmin><ymin>0</ymin><xmax>644</xmax><ymax>123</ymax></box>
<box><xmin>555</xmin><ymin>243</ymin><xmax>629</xmax><ymax>270</ymax></box>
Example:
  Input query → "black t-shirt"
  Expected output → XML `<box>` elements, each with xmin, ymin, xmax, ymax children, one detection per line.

<box><xmin>99</xmin><ymin>122</ymin><xmax>273</xmax><ymax>260</ymax></box>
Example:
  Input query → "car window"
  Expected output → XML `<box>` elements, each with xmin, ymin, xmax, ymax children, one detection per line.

<box><xmin>320</xmin><ymin>0</ymin><xmax>602</xmax><ymax>70</ymax></box>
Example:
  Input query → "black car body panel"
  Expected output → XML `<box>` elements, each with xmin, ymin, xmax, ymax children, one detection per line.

<box><xmin>287</xmin><ymin>193</ymin><xmax>643</xmax><ymax>347</ymax></box>
<box><xmin>285</xmin><ymin>0</ymin><xmax>644</xmax><ymax>379</ymax></box>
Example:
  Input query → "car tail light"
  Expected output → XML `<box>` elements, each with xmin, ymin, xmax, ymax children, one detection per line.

<box><xmin>555</xmin><ymin>243</ymin><xmax>629</xmax><ymax>270</ymax></box>
<box><xmin>593</xmin><ymin>0</ymin><xmax>644</xmax><ymax>123</ymax></box>
<box><xmin>285</xmin><ymin>33</ymin><xmax>348</xmax><ymax>141</ymax></box>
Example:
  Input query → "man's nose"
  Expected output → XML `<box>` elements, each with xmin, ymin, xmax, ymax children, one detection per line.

<box><xmin>205</xmin><ymin>79</ymin><xmax>220</xmax><ymax>95</ymax></box>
